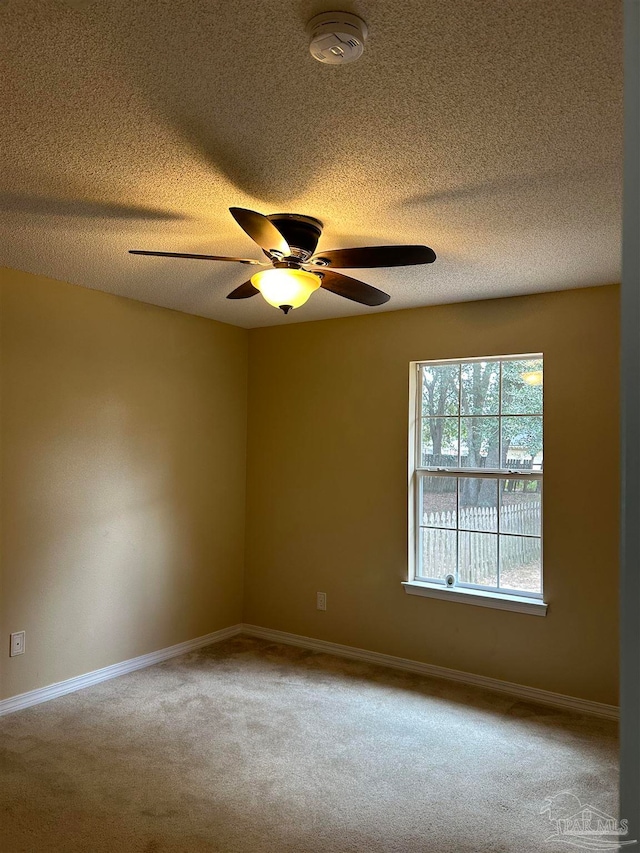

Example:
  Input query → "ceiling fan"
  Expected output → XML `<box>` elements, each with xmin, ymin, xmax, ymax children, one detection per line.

<box><xmin>130</xmin><ymin>208</ymin><xmax>436</xmax><ymax>314</ymax></box>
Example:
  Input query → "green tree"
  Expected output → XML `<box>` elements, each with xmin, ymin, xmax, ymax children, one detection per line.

<box><xmin>421</xmin><ymin>358</ymin><xmax>543</xmax><ymax>505</ymax></box>
<box><xmin>421</xmin><ymin>364</ymin><xmax>458</xmax><ymax>460</ymax></box>
<box><xmin>500</xmin><ymin>359</ymin><xmax>543</xmax><ymax>465</ymax></box>
<box><xmin>460</xmin><ymin>361</ymin><xmax>500</xmax><ymax>469</ymax></box>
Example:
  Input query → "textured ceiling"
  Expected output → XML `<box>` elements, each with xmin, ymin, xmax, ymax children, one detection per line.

<box><xmin>0</xmin><ymin>0</ymin><xmax>623</xmax><ymax>328</ymax></box>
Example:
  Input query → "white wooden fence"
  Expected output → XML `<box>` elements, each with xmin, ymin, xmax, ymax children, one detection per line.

<box><xmin>421</xmin><ymin>502</ymin><xmax>541</xmax><ymax>584</ymax></box>
<box><xmin>424</xmin><ymin>502</ymin><xmax>540</xmax><ymax>535</ymax></box>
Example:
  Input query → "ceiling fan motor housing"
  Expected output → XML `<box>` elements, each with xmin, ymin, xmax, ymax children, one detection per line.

<box><xmin>307</xmin><ymin>12</ymin><xmax>368</xmax><ymax>65</ymax></box>
<box><xmin>267</xmin><ymin>213</ymin><xmax>323</xmax><ymax>261</ymax></box>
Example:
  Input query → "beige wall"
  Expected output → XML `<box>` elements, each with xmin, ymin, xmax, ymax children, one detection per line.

<box><xmin>244</xmin><ymin>285</ymin><xmax>620</xmax><ymax>705</ymax></box>
<box><xmin>0</xmin><ymin>273</ymin><xmax>620</xmax><ymax>707</ymax></box>
<box><xmin>0</xmin><ymin>268</ymin><xmax>248</xmax><ymax>700</ymax></box>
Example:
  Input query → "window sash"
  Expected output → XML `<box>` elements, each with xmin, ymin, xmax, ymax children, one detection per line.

<box><xmin>416</xmin><ymin>354</ymin><xmax>543</xmax><ymax>473</ymax></box>
<box><xmin>413</xmin><ymin>470</ymin><xmax>543</xmax><ymax>599</ymax></box>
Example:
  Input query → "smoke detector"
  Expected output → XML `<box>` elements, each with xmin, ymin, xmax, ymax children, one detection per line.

<box><xmin>306</xmin><ymin>12</ymin><xmax>368</xmax><ymax>65</ymax></box>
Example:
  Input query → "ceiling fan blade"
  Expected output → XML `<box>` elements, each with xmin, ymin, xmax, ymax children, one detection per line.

<box><xmin>318</xmin><ymin>270</ymin><xmax>390</xmax><ymax>306</ymax></box>
<box><xmin>226</xmin><ymin>280</ymin><xmax>260</xmax><ymax>300</ymax></box>
<box><xmin>309</xmin><ymin>245</ymin><xmax>436</xmax><ymax>268</ymax></box>
<box><xmin>129</xmin><ymin>250</ymin><xmax>262</xmax><ymax>264</ymax></box>
<box><xmin>229</xmin><ymin>207</ymin><xmax>290</xmax><ymax>256</ymax></box>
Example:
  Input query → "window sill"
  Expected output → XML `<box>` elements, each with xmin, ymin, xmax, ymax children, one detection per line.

<box><xmin>402</xmin><ymin>581</ymin><xmax>548</xmax><ymax>616</ymax></box>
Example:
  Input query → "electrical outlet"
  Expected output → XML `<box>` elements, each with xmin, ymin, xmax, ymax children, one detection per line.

<box><xmin>316</xmin><ymin>592</ymin><xmax>327</xmax><ymax>611</ymax></box>
<box><xmin>10</xmin><ymin>631</ymin><xmax>25</xmax><ymax>657</ymax></box>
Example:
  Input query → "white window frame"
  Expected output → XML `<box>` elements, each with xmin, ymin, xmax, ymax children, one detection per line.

<box><xmin>404</xmin><ymin>353</ymin><xmax>547</xmax><ymax>616</ymax></box>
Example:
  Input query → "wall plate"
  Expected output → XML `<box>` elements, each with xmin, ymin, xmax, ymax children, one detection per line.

<box><xmin>10</xmin><ymin>631</ymin><xmax>25</xmax><ymax>657</ymax></box>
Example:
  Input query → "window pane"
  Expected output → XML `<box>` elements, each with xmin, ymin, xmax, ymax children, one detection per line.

<box><xmin>460</xmin><ymin>361</ymin><xmax>500</xmax><ymax>415</ymax></box>
<box><xmin>499</xmin><ymin>535</ymin><xmax>541</xmax><ymax>593</ymax></box>
<box><xmin>421</xmin><ymin>417</ymin><xmax>459</xmax><ymax>466</ymax></box>
<box><xmin>501</xmin><ymin>358</ymin><xmax>543</xmax><ymax>415</ymax></box>
<box><xmin>419</xmin><ymin>528</ymin><xmax>457</xmax><ymax>581</ymax></box>
<box><xmin>421</xmin><ymin>364</ymin><xmax>459</xmax><ymax>417</ymax></box>
<box><xmin>460</xmin><ymin>417</ymin><xmax>499</xmax><ymax>468</ymax></box>
<box><xmin>459</xmin><ymin>532</ymin><xmax>497</xmax><ymax>586</ymax></box>
<box><xmin>420</xmin><ymin>475</ymin><xmax>457</xmax><ymax>527</ymax></box>
<box><xmin>458</xmin><ymin>478</ymin><xmax>498</xmax><ymax>532</ymax></box>
<box><xmin>501</xmin><ymin>416</ymin><xmax>543</xmax><ymax>469</ymax></box>
<box><xmin>500</xmin><ymin>479</ymin><xmax>541</xmax><ymax>535</ymax></box>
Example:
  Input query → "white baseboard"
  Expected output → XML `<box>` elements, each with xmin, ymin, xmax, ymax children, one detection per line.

<box><xmin>241</xmin><ymin>624</ymin><xmax>619</xmax><ymax>721</ymax></box>
<box><xmin>0</xmin><ymin>624</ymin><xmax>242</xmax><ymax>717</ymax></box>
<box><xmin>0</xmin><ymin>621</ymin><xmax>618</xmax><ymax>722</ymax></box>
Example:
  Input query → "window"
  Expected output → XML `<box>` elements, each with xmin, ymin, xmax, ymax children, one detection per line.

<box><xmin>405</xmin><ymin>354</ymin><xmax>546</xmax><ymax>615</ymax></box>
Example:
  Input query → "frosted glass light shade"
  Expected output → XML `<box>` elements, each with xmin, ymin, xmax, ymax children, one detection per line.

<box><xmin>251</xmin><ymin>268</ymin><xmax>321</xmax><ymax>310</ymax></box>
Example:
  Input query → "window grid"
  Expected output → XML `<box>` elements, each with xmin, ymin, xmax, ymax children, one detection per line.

<box><xmin>415</xmin><ymin>473</ymin><xmax>543</xmax><ymax>598</ymax></box>
<box><xmin>413</xmin><ymin>354</ymin><xmax>543</xmax><ymax>600</ymax></box>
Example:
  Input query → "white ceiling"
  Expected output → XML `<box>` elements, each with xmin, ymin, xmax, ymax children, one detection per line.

<box><xmin>0</xmin><ymin>0</ymin><xmax>623</xmax><ymax>328</ymax></box>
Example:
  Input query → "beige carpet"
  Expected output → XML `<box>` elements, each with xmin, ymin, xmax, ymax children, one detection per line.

<box><xmin>0</xmin><ymin>636</ymin><xmax>618</xmax><ymax>853</ymax></box>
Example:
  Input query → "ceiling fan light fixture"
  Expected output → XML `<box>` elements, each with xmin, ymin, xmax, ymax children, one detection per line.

<box><xmin>131</xmin><ymin>208</ymin><xmax>434</xmax><ymax>313</ymax></box>
<box><xmin>251</xmin><ymin>267</ymin><xmax>321</xmax><ymax>313</ymax></box>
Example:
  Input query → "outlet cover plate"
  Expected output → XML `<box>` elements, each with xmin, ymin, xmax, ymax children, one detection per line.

<box><xmin>316</xmin><ymin>592</ymin><xmax>327</xmax><ymax>611</ymax></box>
<box><xmin>10</xmin><ymin>631</ymin><xmax>25</xmax><ymax>657</ymax></box>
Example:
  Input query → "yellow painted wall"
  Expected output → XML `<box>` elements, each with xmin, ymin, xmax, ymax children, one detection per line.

<box><xmin>0</xmin><ymin>272</ymin><xmax>620</xmax><ymax>707</ymax></box>
<box><xmin>244</xmin><ymin>285</ymin><xmax>620</xmax><ymax>705</ymax></box>
<box><xmin>0</xmin><ymin>268</ymin><xmax>248</xmax><ymax>700</ymax></box>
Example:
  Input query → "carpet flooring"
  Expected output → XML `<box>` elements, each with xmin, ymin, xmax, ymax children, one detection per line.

<box><xmin>0</xmin><ymin>636</ymin><xmax>618</xmax><ymax>852</ymax></box>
